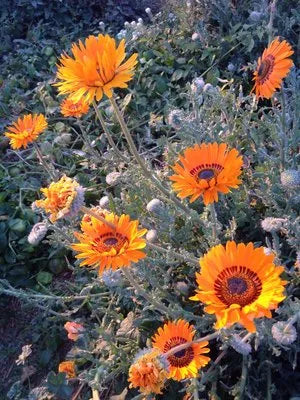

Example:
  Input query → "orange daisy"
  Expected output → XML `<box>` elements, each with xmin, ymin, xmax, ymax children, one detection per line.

<box><xmin>152</xmin><ymin>319</ymin><xmax>210</xmax><ymax>381</ymax></box>
<box><xmin>190</xmin><ymin>241</ymin><xmax>287</xmax><ymax>332</ymax></box>
<box><xmin>55</xmin><ymin>34</ymin><xmax>138</xmax><ymax>104</ymax></box>
<box><xmin>58</xmin><ymin>361</ymin><xmax>76</xmax><ymax>378</ymax></box>
<box><xmin>4</xmin><ymin>114</ymin><xmax>47</xmax><ymax>150</ymax></box>
<box><xmin>169</xmin><ymin>143</ymin><xmax>243</xmax><ymax>205</ymax></box>
<box><xmin>252</xmin><ymin>37</ymin><xmax>294</xmax><ymax>99</ymax></box>
<box><xmin>64</xmin><ymin>321</ymin><xmax>85</xmax><ymax>341</ymax></box>
<box><xmin>71</xmin><ymin>211</ymin><xmax>147</xmax><ymax>274</ymax></box>
<box><xmin>60</xmin><ymin>96</ymin><xmax>89</xmax><ymax>118</ymax></box>
<box><xmin>128</xmin><ymin>349</ymin><xmax>169</xmax><ymax>395</ymax></box>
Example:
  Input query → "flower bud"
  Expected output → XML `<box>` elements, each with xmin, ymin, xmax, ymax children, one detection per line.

<box><xmin>175</xmin><ymin>281</ymin><xmax>189</xmax><ymax>296</ymax></box>
<box><xmin>106</xmin><ymin>172</ymin><xmax>122</xmax><ymax>186</ymax></box>
<box><xmin>28</xmin><ymin>222</ymin><xmax>48</xmax><ymax>245</ymax></box>
<box><xmin>102</xmin><ymin>269</ymin><xmax>123</xmax><ymax>288</ymax></box>
<box><xmin>191</xmin><ymin>77</ymin><xmax>205</xmax><ymax>94</ymax></box>
<box><xmin>249</xmin><ymin>11</ymin><xmax>262</xmax><ymax>22</ymax></box>
<box><xmin>261</xmin><ymin>217</ymin><xmax>287</xmax><ymax>233</ymax></box>
<box><xmin>146</xmin><ymin>229</ymin><xmax>157</xmax><ymax>243</ymax></box>
<box><xmin>230</xmin><ymin>334</ymin><xmax>252</xmax><ymax>355</ymax></box>
<box><xmin>145</xmin><ymin>7</ymin><xmax>152</xmax><ymax>14</ymax></box>
<box><xmin>146</xmin><ymin>199</ymin><xmax>164</xmax><ymax>214</ymax></box>
<box><xmin>271</xmin><ymin>321</ymin><xmax>297</xmax><ymax>345</ymax></box>
<box><xmin>191</xmin><ymin>32</ymin><xmax>199</xmax><ymax>41</ymax></box>
<box><xmin>138</xmin><ymin>18</ymin><xmax>143</xmax><ymax>24</ymax></box>
<box><xmin>168</xmin><ymin>109</ymin><xmax>183</xmax><ymax>130</ymax></box>
<box><xmin>99</xmin><ymin>195</ymin><xmax>109</xmax><ymax>209</ymax></box>
<box><xmin>227</xmin><ymin>63</ymin><xmax>236</xmax><ymax>72</ymax></box>
<box><xmin>280</xmin><ymin>169</ymin><xmax>300</xmax><ymax>189</ymax></box>
<box><xmin>131</xmin><ymin>21</ymin><xmax>137</xmax><ymax>27</ymax></box>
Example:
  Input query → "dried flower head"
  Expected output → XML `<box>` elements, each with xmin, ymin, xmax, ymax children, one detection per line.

<box><xmin>146</xmin><ymin>199</ymin><xmax>164</xmax><ymax>214</ymax></box>
<box><xmin>106</xmin><ymin>171</ymin><xmax>122</xmax><ymax>186</ymax></box>
<box><xmin>146</xmin><ymin>229</ymin><xmax>158</xmax><ymax>243</ymax></box>
<box><xmin>99</xmin><ymin>195</ymin><xmax>110</xmax><ymax>209</ymax></box>
<box><xmin>252</xmin><ymin>37</ymin><xmax>294</xmax><ymax>99</ymax></box>
<box><xmin>168</xmin><ymin>110</ymin><xmax>183</xmax><ymax>130</ymax></box>
<box><xmin>28</xmin><ymin>222</ymin><xmax>48</xmax><ymax>245</ymax></box>
<box><xmin>60</xmin><ymin>97</ymin><xmax>89</xmax><ymax>118</ymax></box>
<box><xmin>71</xmin><ymin>212</ymin><xmax>147</xmax><ymax>274</ymax></box>
<box><xmin>128</xmin><ymin>349</ymin><xmax>169</xmax><ymax>395</ymax></box>
<box><xmin>34</xmin><ymin>176</ymin><xmax>85</xmax><ymax>223</ymax></box>
<box><xmin>230</xmin><ymin>334</ymin><xmax>252</xmax><ymax>355</ymax></box>
<box><xmin>271</xmin><ymin>321</ymin><xmax>297</xmax><ymax>345</ymax></box>
<box><xmin>261</xmin><ymin>217</ymin><xmax>287</xmax><ymax>233</ymax></box>
<box><xmin>190</xmin><ymin>241</ymin><xmax>287</xmax><ymax>332</ymax></box>
<box><xmin>280</xmin><ymin>169</ymin><xmax>300</xmax><ymax>188</ymax></box>
<box><xmin>58</xmin><ymin>361</ymin><xmax>76</xmax><ymax>378</ymax></box>
<box><xmin>152</xmin><ymin>319</ymin><xmax>210</xmax><ymax>381</ymax></box>
<box><xmin>64</xmin><ymin>321</ymin><xmax>85</xmax><ymax>341</ymax></box>
<box><xmin>4</xmin><ymin>114</ymin><xmax>47</xmax><ymax>150</ymax></box>
<box><xmin>16</xmin><ymin>345</ymin><xmax>32</xmax><ymax>365</ymax></box>
<box><xmin>170</xmin><ymin>143</ymin><xmax>243</xmax><ymax>205</ymax></box>
<box><xmin>55</xmin><ymin>34</ymin><xmax>138</xmax><ymax>104</ymax></box>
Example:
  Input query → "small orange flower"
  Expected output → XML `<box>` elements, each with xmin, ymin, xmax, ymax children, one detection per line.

<box><xmin>4</xmin><ymin>114</ymin><xmax>47</xmax><ymax>150</ymax></box>
<box><xmin>190</xmin><ymin>241</ymin><xmax>287</xmax><ymax>332</ymax></box>
<box><xmin>169</xmin><ymin>143</ymin><xmax>243</xmax><ymax>205</ymax></box>
<box><xmin>152</xmin><ymin>319</ymin><xmax>210</xmax><ymax>381</ymax></box>
<box><xmin>58</xmin><ymin>361</ymin><xmax>76</xmax><ymax>378</ymax></box>
<box><xmin>55</xmin><ymin>34</ymin><xmax>138</xmax><ymax>104</ymax></box>
<box><xmin>64</xmin><ymin>321</ymin><xmax>85</xmax><ymax>341</ymax></box>
<box><xmin>252</xmin><ymin>37</ymin><xmax>294</xmax><ymax>99</ymax></box>
<box><xmin>128</xmin><ymin>349</ymin><xmax>169</xmax><ymax>395</ymax></box>
<box><xmin>60</xmin><ymin>97</ymin><xmax>89</xmax><ymax>118</ymax></box>
<box><xmin>71</xmin><ymin>211</ymin><xmax>147</xmax><ymax>274</ymax></box>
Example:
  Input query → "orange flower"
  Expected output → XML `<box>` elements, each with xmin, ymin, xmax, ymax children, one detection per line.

<box><xmin>190</xmin><ymin>241</ymin><xmax>287</xmax><ymax>332</ymax></box>
<box><xmin>128</xmin><ymin>349</ymin><xmax>169</xmax><ymax>395</ymax></box>
<box><xmin>252</xmin><ymin>37</ymin><xmax>294</xmax><ymax>99</ymax></box>
<box><xmin>71</xmin><ymin>211</ymin><xmax>147</xmax><ymax>274</ymax></box>
<box><xmin>152</xmin><ymin>320</ymin><xmax>210</xmax><ymax>381</ymax></box>
<box><xmin>34</xmin><ymin>175</ymin><xmax>85</xmax><ymax>223</ymax></box>
<box><xmin>169</xmin><ymin>143</ymin><xmax>243</xmax><ymax>205</ymax></box>
<box><xmin>64</xmin><ymin>321</ymin><xmax>85</xmax><ymax>341</ymax></box>
<box><xmin>55</xmin><ymin>34</ymin><xmax>138</xmax><ymax>104</ymax></box>
<box><xmin>4</xmin><ymin>114</ymin><xmax>47</xmax><ymax>150</ymax></box>
<box><xmin>58</xmin><ymin>361</ymin><xmax>76</xmax><ymax>378</ymax></box>
<box><xmin>60</xmin><ymin>96</ymin><xmax>89</xmax><ymax>118</ymax></box>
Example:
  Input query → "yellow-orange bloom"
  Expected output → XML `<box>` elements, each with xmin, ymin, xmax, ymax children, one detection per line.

<box><xmin>152</xmin><ymin>320</ymin><xmax>210</xmax><ymax>381</ymax></box>
<box><xmin>4</xmin><ymin>114</ymin><xmax>47</xmax><ymax>150</ymax></box>
<box><xmin>64</xmin><ymin>321</ymin><xmax>85</xmax><ymax>341</ymax></box>
<box><xmin>190</xmin><ymin>241</ymin><xmax>287</xmax><ymax>332</ymax></box>
<box><xmin>128</xmin><ymin>349</ymin><xmax>169</xmax><ymax>395</ymax></box>
<box><xmin>169</xmin><ymin>143</ymin><xmax>243</xmax><ymax>205</ymax></box>
<box><xmin>58</xmin><ymin>361</ymin><xmax>76</xmax><ymax>378</ymax></box>
<box><xmin>55</xmin><ymin>34</ymin><xmax>138</xmax><ymax>104</ymax></box>
<box><xmin>34</xmin><ymin>175</ymin><xmax>85</xmax><ymax>223</ymax></box>
<box><xmin>71</xmin><ymin>211</ymin><xmax>147</xmax><ymax>274</ymax></box>
<box><xmin>252</xmin><ymin>37</ymin><xmax>294</xmax><ymax>99</ymax></box>
<box><xmin>60</xmin><ymin>97</ymin><xmax>89</xmax><ymax>118</ymax></box>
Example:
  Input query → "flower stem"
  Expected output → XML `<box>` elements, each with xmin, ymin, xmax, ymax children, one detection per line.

<box><xmin>280</xmin><ymin>87</ymin><xmax>287</xmax><ymax>170</ymax></box>
<box><xmin>92</xmin><ymin>100</ymin><xmax>127</xmax><ymax>162</ymax></box>
<box><xmin>122</xmin><ymin>267</ymin><xmax>171</xmax><ymax>316</ymax></box>
<box><xmin>80</xmin><ymin>206</ymin><xmax>116</xmax><ymax>230</ymax></box>
<box><xmin>238</xmin><ymin>355</ymin><xmax>248</xmax><ymax>400</ymax></box>
<box><xmin>284</xmin><ymin>311</ymin><xmax>300</xmax><ymax>333</ymax></box>
<box><xmin>33</xmin><ymin>142</ymin><xmax>57</xmax><ymax>180</ymax></box>
<box><xmin>109</xmin><ymin>96</ymin><xmax>193</xmax><ymax>216</ymax></box>
<box><xmin>76</xmin><ymin>119</ymin><xmax>100</xmax><ymax>159</ymax></box>
<box><xmin>267</xmin><ymin>0</ymin><xmax>277</xmax><ymax>44</ymax></box>
<box><xmin>147</xmin><ymin>242</ymin><xmax>199</xmax><ymax>266</ymax></box>
<box><xmin>209</xmin><ymin>203</ymin><xmax>218</xmax><ymax>242</ymax></box>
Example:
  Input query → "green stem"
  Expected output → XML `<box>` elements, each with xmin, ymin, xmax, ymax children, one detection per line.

<box><xmin>33</xmin><ymin>142</ymin><xmax>57</xmax><ymax>180</ymax></box>
<box><xmin>284</xmin><ymin>311</ymin><xmax>300</xmax><ymax>332</ymax></box>
<box><xmin>209</xmin><ymin>203</ymin><xmax>218</xmax><ymax>242</ymax></box>
<box><xmin>280</xmin><ymin>87</ymin><xmax>287</xmax><ymax>170</ymax></box>
<box><xmin>238</xmin><ymin>355</ymin><xmax>248</xmax><ymax>400</ymax></box>
<box><xmin>109</xmin><ymin>96</ymin><xmax>193</xmax><ymax>216</ymax></box>
<box><xmin>147</xmin><ymin>242</ymin><xmax>199</xmax><ymax>266</ymax></box>
<box><xmin>76</xmin><ymin>119</ymin><xmax>100</xmax><ymax>159</ymax></box>
<box><xmin>92</xmin><ymin>100</ymin><xmax>128</xmax><ymax>162</ymax></box>
<box><xmin>80</xmin><ymin>206</ymin><xmax>116</xmax><ymax>230</ymax></box>
<box><xmin>193</xmin><ymin>378</ymin><xmax>200</xmax><ymax>400</ymax></box>
<box><xmin>122</xmin><ymin>267</ymin><xmax>171</xmax><ymax>316</ymax></box>
<box><xmin>266</xmin><ymin>364</ymin><xmax>272</xmax><ymax>400</ymax></box>
<box><xmin>267</xmin><ymin>0</ymin><xmax>277</xmax><ymax>44</ymax></box>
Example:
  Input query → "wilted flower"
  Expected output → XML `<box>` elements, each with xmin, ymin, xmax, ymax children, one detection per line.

<box><xmin>64</xmin><ymin>321</ymin><xmax>85</xmax><ymax>341</ymax></box>
<box><xmin>16</xmin><ymin>345</ymin><xmax>32</xmax><ymax>365</ymax></box>
<box><xmin>168</xmin><ymin>110</ymin><xmax>183</xmax><ymax>129</ymax></box>
<box><xmin>34</xmin><ymin>176</ymin><xmax>85</xmax><ymax>223</ymax></box>
<box><xmin>271</xmin><ymin>321</ymin><xmax>297</xmax><ymax>345</ymax></box>
<box><xmin>106</xmin><ymin>171</ymin><xmax>122</xmax><ymax>186</ymax></box>
<box><xmin>146</xmin><ymin>229</ymin><xmax>157</xmax><ymax>243</ymax></box>
<box><xmin>191</xmin><ymin>77</ymin><xmax>205</xmax><ymax>94</ymax></box>
<box><xmin>146</xmin><ymin>199</ymin><xmax>164</xmax><ymax>214</ymax></box>
<box><xmin>58</xmin><ymin>361</ymin><xmax>76</xmax><ymax>378</ymax></box>
<box><xmin>230</xmin><ymin>334</ymin><xmax>252</xmax><ymax>355</ymax></box>
<box><xmin>28</xmin><ymin>222</ymin><xmax>48</xmax><ymax>245</ymax></box>
<box><xmin>261</xmin><ymin>217</ymin><xmax>287</xmax><ymax>233</ymax></box>
<box><xmin>128</xmin><ymin>348</ymin><xmax>169</xmax><ymax>395</ymax></box>
<box><xmin>4</xmin><ymin>114</ymin><xmax>47</xmax><ymax>150</ymax></box>
<box><xmin>280</xmin><ymin>169</ymin><xmax>300</xmax><ymax>188</ymax></box>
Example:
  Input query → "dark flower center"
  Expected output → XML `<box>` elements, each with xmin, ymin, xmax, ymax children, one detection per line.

<box><xmin>198</xmin><ymin>169</ymin><xmax>215</xmax><ymax>180</ymax></box>
<box><xmin>214</xmin><ymin>266</ymin><xmax>262</xmax><ymax>307</ymax></box>
<box><xmin>257</xmin><ymin>55</ymin><xmax>275</xmax><ymax>83</ymax></box>
<box><xmin>163</xmin><ymin>337</ymin><xmax>194</xmax><ymax>368</ymax></box>
<box><xmin>103</xmin><ymin>237</ymin><xmax>118</xmax><ymax>246</ymax></box>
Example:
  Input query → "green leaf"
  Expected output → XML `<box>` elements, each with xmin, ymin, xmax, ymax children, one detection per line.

<box><xmin>37</xmin><ymin>271</ymin><xmax>53</xmax><ymax>285</ymax></box>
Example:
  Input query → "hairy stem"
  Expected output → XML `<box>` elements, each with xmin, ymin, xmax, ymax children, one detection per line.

<box><xmin>147</xmin><ymin>242</ymin><xmax>199</xmax><ymax>266</ymax></box>
<box><xmin>80</xmin><ymin>206</ymin><xmax>116</xmax><ymax>230</ymax></box>
<box><xmin>33</xmin><ymin>142</ymin><xmax>57</xmax><ymax>180</ymax></box>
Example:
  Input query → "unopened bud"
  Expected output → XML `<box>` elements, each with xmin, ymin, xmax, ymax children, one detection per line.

<box><xmin>28</xmin><ymin>222</ymin><xmax>48</xmax><ymax>245</ymax></box>
<box><xmin>230</xmin><ymin>334</ymin><xmax>252</xmax><ymax>355</ymax></box>
<box><xmin>106</xmin><ymin>172</ymin><xmax>122</xmax><ymax>186</ymax></box>
<box><xmin>175</xmin><ymin>281</ymin><xmax>189</xmax><ymax>296</ymax></box>
<box><xmin>146</xmin><ymin>199</ymin><xmax>164</xmax><ymax>214</ymax></box>
<box><xmin>99</xmin><ymin>196</ymin><xmax>109</xmax><ymax>209</ymax></box>
<box><xmin>280</xmin><ymin>170</ymin><xmax>300</xmax><ymax>189</ymax></box>
<box><xmin>191</xmin><ymin>32</ymin><xmax>199</xmax><ymax>41</ymax></box>
<box><xmin>261</xmin><ymin>217</ymin><xmax>287</xmax><ymax>233</ymax></box>
<box><xmin>146</xmin><ymin>229</ymin><xmax>157</xmax><ymax>243</ymax></box>
<box><xmin>272</xmin><ymin>321</ymin><xmax>297</xmax><ymax>345</ymax></box>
